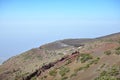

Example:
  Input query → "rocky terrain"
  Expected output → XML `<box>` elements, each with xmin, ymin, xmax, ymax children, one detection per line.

<box><xmin>0</xmin><ymin>32</ymin><xmax>120</xmax><ymax>80</ymax></box>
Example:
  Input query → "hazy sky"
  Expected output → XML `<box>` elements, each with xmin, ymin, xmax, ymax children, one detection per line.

<box><xmin>0</xmin><ymin>0</ymin><xmax>120</xmax><ymax>63</ymax></box>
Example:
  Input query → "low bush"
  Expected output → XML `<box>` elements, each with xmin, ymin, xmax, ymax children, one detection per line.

<box><xmin>94</xmin><ymin>66</ymin><xmax>120</xmax><ymax>80</ymax></box>
<box><xmin>31</xmin><ymin>76</ymin><xmax>37</xmax><ymax>80</ymax></box>
<box><xmin>104</xmin><ymin>50</ymin><xmax>111</xmax><ymax>55</ymax></box>
<box><xmin>49</xmin><ymin>69</ymin><xmax>57</xmax><ymax>76</ymax></box>
<box><xmin>70</xmin><ymin>73</ymin><xmax>77</xmax><ymax>78</ymax></box>
<box><xmin>89</xmin><ymin>57</ymin><xmax>100</xmax><ymax>65</ymax></box>
<box><xmin>61</xmin><ymin>76</ymin><xmax>68</xmax><ymax>80</ymax></box>
<box><xmin>59</xmin><ymin>66</ymin><xmax>70</xmax><ymax>76</ymax></box>
<box><xmin>58</xmin><ymin>53</ymin><xmax>64</xmax><ymax>55</ymax></box>
<box><xmin>74</xmin><ymin>63</ymin><xmax>91</xmax><ymax>73</ymax></box>
<box><xmin>65</xmin><ymin>59</ymin><xmax>72</xmax><ymax>65</ymax></box>
<box><xmin>80</xmin><ymin>54</ymin><xmax>93</xmax><ymax>63</ymax></box>
<box><xmin>115</xmin><ymin>50</ymin><xmax>120</xmax><ymax>55</ymax></box>
<box><xmin>116</xmin><ymin>47</ymin><xmax>120</xmax><ymax>50</ymax></box>
<box><xmin>100</xmin><ymin>64</ymin><xmax>106</xmax><ymax>69</ymax></box>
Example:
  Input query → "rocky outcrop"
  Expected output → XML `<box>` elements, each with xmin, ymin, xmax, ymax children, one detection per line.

<box><xmin>23</xmin><ymin>51</ymin><xmax>80</xmax><ymax>80</ymax></box>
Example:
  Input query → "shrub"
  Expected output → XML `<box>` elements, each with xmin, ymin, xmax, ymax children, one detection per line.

<box><xmin>104</xmin><ymin>50</ymin><xmax>111</xmax><ymax>55</ymax></box>
<box><xmin>84</xmin><ymin>64</ymin><xmax>90</xmax><ymax>69</ymax></box>
<box><xmin>80</xmin><ymin>54</ymin><xmax>93</xmax><ymax>63</ymax></box>
<box><xmin>100</xmin><ymin>64</ymin><xmax>106</xmax><ymax>69</ymax></box>
<box><xmin>115</xmin><ymin>50</ymin><xmax>120</xmax><ymax>55</ymax></box>
<box><xmin>61</xmin><ymin>76</ymin><xmax>68</xmax><ymax>80</ymax></box>
<box><xmin>116</xmin><ymin>47</ymin><xmax>120</xmax><ymax>50</ymax></box>
<box><xmin>118</xmin><ymin>40</ymin><xmax>120</xmax><ymax>44</ymax></box>
<box><xmin>15</xmin><ymin>72</ymin><xmax>29</xmax><ymax>80</ymax></box>
<box><xmin>115</xmin><ymin>47</ymin><xmax>120</xmax><ymax>55</ymax></box>
<box><xmin>108</xmin><ymin>66</ymin><xmax>119</xmax><ymax>76</ymax></box>
<box><xmin>74</xmin><ymin>67</ymin><xmax>83</xmax><ymax>73</ymax></box>
<box><xmin>75</xmin><ymin>57</ymin><xmax>100</xmax><ymax>73</ymax></box>
<box><xmin>65</xmin><ymin>59</ymin><xmax>72</xmax><ymax>65</ymax></box>
<box><xmin>58</xmin><ymin>53</ymin><xmax>64</xmax><ymax>55</ymax></box>
<box><xmin>43</xmin><ymin>75</ymin><xmax>47</xmax><ymax>78</ymax></box>
<box><xmin>59</xmin><ymin>66</ymin><xmax>70</xmax><ymax>76</ymax></box>
<box><xmin>100</xmin><ymin>71</ymin><xmax>108</xmax><ymax>76</ymax></box>
<box><xmin>95</xmin><ymin>76</ymin><xmax>117</xmax><ymax>80</ymax></box>
<box><xmin>94</xmin><ymin>66</ymin><xmax>120</xmax><ymax>80</ymax></box>
<box><xmin>89</xmin><ymin>57</ymin><xmax>100</xmax><ymax>65</ymax></box>
<box><xmin>74</xmin><ymin>64</ymin><xmax>90</xmax><ymax>73</ymax></box>
<box><xmin>49</xmin><ymin>69</ymin><xmax>57</xmax><ymax>76</ymax></box>
<box><xmin>70</xmin><ymin>73</ymin><xmax>77</xmax><ymax>78</ymax></box>
<box><xmin>31</xmin><ymin>76</ymin><xmax>37</xmax><ymax>80</ymax></box>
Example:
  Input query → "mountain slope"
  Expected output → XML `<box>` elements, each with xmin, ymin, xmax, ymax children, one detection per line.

<box><xmin>0</xmin><ymin>32</ymin><xmax>120</xmax><ymax>80</ymax></box>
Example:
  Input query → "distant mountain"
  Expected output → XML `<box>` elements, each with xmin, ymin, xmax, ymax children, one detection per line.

<box><xmin>0</xmin><ymin>32</ymin><xmax>120</xmax><ymax>80</ymax></box>
<box><xmin>39</xmin><ymin>38</ymin><xmax>93</xmax><ymax>50</ymax></box>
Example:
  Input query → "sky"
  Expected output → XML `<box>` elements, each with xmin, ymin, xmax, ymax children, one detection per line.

<box><xmin>0</xmin><ymin>0</ymin><xmax>120</xmax><ymax>64</ymax></box>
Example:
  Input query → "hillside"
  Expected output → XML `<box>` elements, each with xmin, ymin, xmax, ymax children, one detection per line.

<box><xmin>0</xmin><ymin>32</ymin><xmax>120</xmax><ymax>80</ymax></box>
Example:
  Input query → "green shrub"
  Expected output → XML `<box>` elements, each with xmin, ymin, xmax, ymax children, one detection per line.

<box><xmin>15</xmin><ymin>72</ymin><xmax>29</xmax><ymax>80</ymax></box>
<box><xmin>31</xmin><ymin>76</ymin><xmax>37</xmax><ymax>80</ymax></box>
<box><xmin>104</xmin><ymin>50</ymin><xmax>111</xmax><ymax>55</ymax></box>
<box><xmin>80</xmin><ymin>54</ymin><xmax>93</xmax><ymax>63</ymax></box>
<box><xmin>75</xmin><ymin>57</ymin><xmax>100</xmax><ymax>73</ymax></box>
<box><xmin>58</xmin><ymin>53</ymin><xmax>64</xmax><ymax>55</ymax></box>
<box><xmin>84</xmin><ymin>64</ymin><xmax>90</xmax><ymax>69</ymax></box>
<box><xmin>70</xmin><ymin>73</ymin><xmax>77</xmax><ymax>77</ymax></box>
<box><xmin>100</xmin><ymin>71</ymin><xmax>108</xmax><ymax>76</ymax></box>
<box><xmin>100</xmin><ymin>64</ymin><xmax>106</xmax><ymax>69</ymax></box>
<box><xmin>74</xmin><ymin>67</ymin><xmax>83</xmax><ymax>73</ymax></box>
<box><xmin>94</xmin><ymin>66</ymin><xmax>120</xmax><ymax>80</ymax></box>
<box><xmin>61</xmin><ymin>76</ymin><xmax>68</xmax><ymax>80</ymax></box>
<box><xmin>118</xmin><ymin>40</ymin><xmax>120</xmax><ymax>44</ymax></box>
<box><xmin>95</xmin><ymin>76</ymin><xmax>117</xmax><ymax>80</ymax></box>
<box><xmin>59</xmin><ymin>66</ymin><xmax>70</xmax><ymax>76</ymax></box>
<box><xmin>116</xmin><ymin>47</ymin><xmax>120</xmax><ymax>50</ymax></box>
<box><xmin>49</xmin><ymin>69</ymin><xmax>57</xmax><ymax>76</ymax></box>
<box><xmin>43</xmin><ymin>75</ymin><xmax>47</xmax><ymax>78</ymax></box>
<box><xmin>115</xmin><ymin>47</ymin><xmax>120</xmax><ymax>55</ymax></box>
<box><xmin>65</xmin><ymin>59</ymin><xmax>72</xmax><ymax>65</ymax></box>
<box><xmin>89</xmin><ymin>57</ymin><xmax>100</xmax><ymax>65</ymax></box>
<box><xmin>115</xmin><ymin>50</ymin><xmax>120</xmax><ymax>55</ymax></box>
<box><xmin>74</xmin><ymin>64</ymin><xmax>90</xmax><ymax>73</ymax></box>
<box><xmin>108</xmin><ymin>66</ymin><xmax>119</xmax><ymax>76</ymax></box>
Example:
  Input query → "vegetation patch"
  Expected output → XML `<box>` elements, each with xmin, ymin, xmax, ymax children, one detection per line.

<box><xmin>65</xmin><ymin>59</ymin><xmax>72</xmax><ymax>65</ymax></box>
<box><xmin>94</xmin><ymin>65</ymin><xmax>120</xmax><ymax>80</ymax></box>
<box><xmin>37</xmin><ymin>55</ymin><xmax>43</xmax><ymax>60</ymax></box>
<box><xmin>58</xmin><ymin>53</ymin><xmax>64</xmax><ymax>55</ymax></box>
<box><xmin>104</xmin><ymin>50</ymin><xmax>111</xmax><ymax>55</ymax></box>
<box><xmin>70</xmin><ymin>73</ymin><xmax>77</xmax><ymax>78</ymax></box>
<box><xmin>115</xmin><ymin>50</ymin><xmax>120</xmax><ymax>55</ymax></box>
<box><xmin>118</xmin><ymin>39</ymin><xmax>120</xmax><ymax>44</ymax></box>
<box><xmin>31</xmin><ymin>76</ymin><xmax>37</xmax><ymax>80</ymax></box>
<box><xmin>115</xmin><ymin>47</ymin><xmax>120</xmax><ymax>50</ymax></box>
<box><xmin>49</xmin><ymin>69</ymin><xmax>57</xmax><ymax>76</ymax></box>
<box><xmin>77</xmin><ymin>53</ymin><xmax>93</xmax><ymax>63</ymax></box>
<box><xmin>100</xmin><ymin>63</ymin><xmax>106</xmax><ymax>69</ymax></box>
<box><xmin>15</xmin><ymin>72</ymin><xmax>29</xmax><ymax>80</ymax></box>
<box><xmin>74</xmin><ymin>63</ymin><xmax>90</xmax><ymax>73</ymax></box>
<box><xmin>59</xmin><ymin>66</ymin><xmax>70</xmax><ymax>76</ymax></box>
<box><xmin>115</xmin><ymin>47</ymin><xmax>120</xmax><ymax>55</ymax></box>
<box><xmin>89</xmin><ymin>57</ymin><xmax>100</xmax><ymax>65</ymax></box>
<box><xmin>75</xmin><ymin>57</ymin><xmax>100</xmax><ymax>73</ymax></box>
<box><xmin>61</xmin><ymin>76</ymin><xmax>68</xmax><ymax>80</ymax></box>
